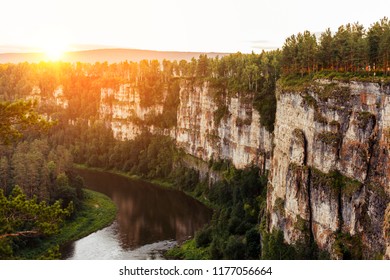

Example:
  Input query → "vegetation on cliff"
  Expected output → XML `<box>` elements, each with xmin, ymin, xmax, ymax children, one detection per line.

<box><xmin>167</xmin><ymin>164</ymin><xmax>266</xmax><ymax>260</ymax></box>
<box><xmin>281</xmin><ymin>17</ymin><xmax>390</xmax><ymax>76</ymax></box>
<box><xmin>0</xmin><ymin>100</ymin><xmax>116</xmax><ymax>259</ymax></box>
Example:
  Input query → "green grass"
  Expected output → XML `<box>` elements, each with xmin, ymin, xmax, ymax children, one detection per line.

<box><xmin>165</xmin><ymin>239</ymin><xmax>210</xmax><ymax>260</ymax></box>
<box><xmin>16</xmin><ymin>189</ymin><xmax>117</xmax><ymax>259</ymax></box>
<box><xmin>279</xmin><ymin>71</ymin><xmax>390</xmax><ymax>93</ymax></box>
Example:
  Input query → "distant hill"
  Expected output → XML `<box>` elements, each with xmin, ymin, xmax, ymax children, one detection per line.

<box><xmin>0</xmin><ymin>48</ymin><xmax>230</xmax><ymax>64</ymax></box>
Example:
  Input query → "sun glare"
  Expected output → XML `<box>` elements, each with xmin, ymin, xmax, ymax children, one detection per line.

<box><xmin>43</xmin><ymin>41</ymin><xmax>68</xmax><ymax>61</ymax></box>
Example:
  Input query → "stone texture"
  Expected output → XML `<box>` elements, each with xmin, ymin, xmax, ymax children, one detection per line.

<box><xmin>176</xmin><ymin>80</ymin><xmax>272</xmax><ymax>171</ymax></box>
<box><xmin>268</xmin><ymin>80</ymin><xmax>390</xmax><ymax>258</ymax></box>
<box><xmin>99</xmin><ymin>84</ymin><xmax>165</xmax><ymax>140</ymax></box>
<box><xmin>97</xmin><ymin>79</ymin><xmax>389</xmax><ymax>258</ymax></box>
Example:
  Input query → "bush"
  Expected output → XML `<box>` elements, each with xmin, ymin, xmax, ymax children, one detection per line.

<box><xmin>224</xmin><ymin>236</ymin><xmax>245</xmax><ymax>259</ymax></box>
<box><xmin>245</xmin><ymin>227</ymin><xmax>260</xmax><ymax>259</ymax></box>
<box><xmin>333</xmin><ymin>232</ymin><xmax>363</xmax><ymax>260</ymax></box>
<box><xmin>261</xmin><ymin>229</ymin><xmax>295</xmax><ymax>260</ymax></box>
<box><xmin>195</xmin><ymin>226</ymin><xmax>212</xmax><ymax>248</ymax></box>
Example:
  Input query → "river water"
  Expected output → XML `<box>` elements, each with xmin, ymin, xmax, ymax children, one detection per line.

<box><xmin>61</xmin><ymin>169</ymin><xmax>212</xmax><ymax>260</ymax></box>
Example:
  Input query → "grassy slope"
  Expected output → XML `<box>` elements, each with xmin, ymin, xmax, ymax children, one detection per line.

<box><xmin>165</xmin><ymin>239</ymin><xmax>210</xmax><ymax>260</ymax></box>
<box><xmin>16</xmin><ymin>189</ymin><xmax>117</xmax><ymax>259</ymax></box>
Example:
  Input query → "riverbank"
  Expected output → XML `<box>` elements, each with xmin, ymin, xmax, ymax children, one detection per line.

<box><xmin>73</xmin><ymin>164</ymin><xmax>215</xmax><ymax>259</ymax></box>
<box><xmin>165</xmin><ymin>239</ymin><xmax>211</xmax><ymax>260</ymax></box>
<box><xmin>74</xmin><ymin>164</ymin><xmax>213</xmax><ymax>208</ymax></box>
<box><xmin>75</xmin><ymin>164</ymin><xmax>171</xmax><ymax>186</ymax></box>
<box><xmin>16</xmin><ymin>189</ymin><xmax>117</xmax><ymax>259</ymax></box>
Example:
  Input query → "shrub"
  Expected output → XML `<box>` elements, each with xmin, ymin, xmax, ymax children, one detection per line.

<box><xmin>195</xmin><ymin>226</ymin><xmax>213</xmax><ymax>248</ymax></box>
<box><xmin>224</xmin><ymin>236</ymin><xmax>245</xmax><ymax>259</ymax></box>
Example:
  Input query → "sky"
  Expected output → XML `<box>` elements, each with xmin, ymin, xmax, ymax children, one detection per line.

<box><xmin>1</xmin><ymin>0</ymin><xmax>389</xmax><ymax>54</ymax></box>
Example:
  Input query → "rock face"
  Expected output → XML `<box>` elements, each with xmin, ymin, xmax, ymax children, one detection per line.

<box><xmin>99</xmin><ymin>84</ymin><xmax>166</xmax><ymax>140</ymax></box>
<box><xmin>176</xmin><ymin>80</ymin><xmax>272</xmax><ymax>170</ymax></box>
<box><xmin>99</xmin><ymin>79</ymin><xmax>390</xmax><ymax>258</ymax></box>
<box><xmin>268</xmin><ymin>80</ymin><xmax>390</xmax><ymax>258</ymax></box>
<box><xmin>99</xmin><ymin>81</ymin><xmax>273</xmax><ymax>172</ymax></box>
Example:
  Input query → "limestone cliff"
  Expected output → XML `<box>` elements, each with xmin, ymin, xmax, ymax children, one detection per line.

<box><xmin>99</xmin><ymin>81</ymin><xmax>273</xmax><ymax>172</ymax></box>
<box><xmin>98</xmin><ymin>79</ymin><xmax>390</xmax><ymax>259</ymax></box>
<box><xmin>99</xmin><ymin>84</ymin><xmax>169</xmax><ymax>140</ymax></box>
<box><xmin>176</xmin><ymin>80</ymin><xmax>272</xmax><ymax>170</ymax></box>
<box><xmin>268</xmin><ymin>80</ymin><xmax>390</xmax><ymax>258</ymax></box>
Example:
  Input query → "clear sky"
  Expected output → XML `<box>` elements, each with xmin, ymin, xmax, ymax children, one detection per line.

<box><xmin>1</xmin><ymin>0</ymin><xmax>389</xmax><ymax>54</ymax></box>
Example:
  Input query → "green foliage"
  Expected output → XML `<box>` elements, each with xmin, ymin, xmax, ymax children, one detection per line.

<box><xmin>253</xmin><ymin>77</ymin><xmax>277</xmax><ymax>132</ymax></box>
<box><xmin>0</xmin><ymin>186</ymin><xmax>72</xmax><ymax>259</ymax></box>
<box><xmin>356</xmin><ymin>111</ymin><xmax>375</xmax><ymax>129</ymax></box>
<box><xmin>317</xmin><ymin>131</ymin><xmax>341</xmax><ymax>147</ymax></box>
<box><xmin>0</xmin><ymin>138</ymin><xmax>83</xmax><ymax>208</ymax></box>
<box><xmin>281</xmin><ymin>17</ymin><xmax>390</xmax><ymax>76</ymax></box>
<box><xmin>210</xmin><ymin>158</ymin><xmax>225</xmax><ymax>171</ymax></box>
<box><xmin>138</xmin><ymin>60</ymin><xmax>164</xmax><ymax>107</ymax></box>
<box><xmin>172</xmin><ymin>166</ymin><xmax>200</xmax><ymax>192</ymax></box>
<box><xmin>295</xmin><ymin>215</ymin><xmax>309</xmax><ymax>232</ymax></box>
<box><xmin>37</xmin><ymin>245</ymin><xmax>61</xmax><ymax>260</ymax></box>
<box><xmin>195</xmin><ymin>226</ymin><xmax>212</xmax><ymax>248</ymax></box>
<box><xmin>199</xmin><ymin>167</ymin><xmax>266</xmax><ymax>259</ymax></box>
<box><xmin>316</xmin><ymin>83</ymin><xmax>351</xmax><ymax>103</ymax></box>
<box><xmin>0</xmin><ymin>100</ymin><xmax>52</xmax><ymax>144</ymax></box>
<box><xmin>208</xmin><ymin>51</ymin><xmax>280</xmax><ymax>132</ymax></box>
<box><xmin>261</xmin><ymin>229</ymin><xmax>295</xmax><ymax>260</ymax></box>
<box><xmin>278</xmin><ymin>73</ymin><xmax>314</xmax><ymax>92</ymax></box>
<box><xmin>311</xmin><ymin>168</ymin><xmax>362</xmax><ymax>198</ymax></box>
<box><xmin>213</xmin><ymin>104</ymin><xmax>228</xmax><ymax>125</ymax></box>
<box><xmin>16</xmin><ymin>189</ymin><xmax>116</xmax><ymax>259</ymax></box>
<box><xmin>51</xmin><ymin>120</ymin><xmax>179</xmax><ymax>182</ymax></box>
<box><xmin>224</xmin><ymin>236</ymin><xmax>246</xmax><ymax>259</ymax></box>
<box><xmin>165</xmin><ymin>239</ymin><xmax>210</xmax><ymax>260</ymax></box>
<box><xmin>273</xmin><ymin>197</ymin><xmax>285</xmax><ymax>216</ymax></box>
<box><xmin>333</xmin><ymin>232</ymin><xmax>363</xmax><ymax>259</ymax></box>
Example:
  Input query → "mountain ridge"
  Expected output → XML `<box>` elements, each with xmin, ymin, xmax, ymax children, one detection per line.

<box><xmin>0</xmin><ymin>48</ymin><xmax>230</xmax><ymax>64</ymax></box>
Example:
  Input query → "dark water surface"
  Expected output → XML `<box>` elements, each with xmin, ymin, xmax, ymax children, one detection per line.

<box><xmin>61</xmin><ymin>169</ymin><xmax>212</xmax><ymax>259</ymax></box>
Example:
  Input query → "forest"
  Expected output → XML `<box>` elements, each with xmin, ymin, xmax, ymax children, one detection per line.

<box><xmin>0</xmin><ymin>18</ymin><xmax>388</xmax><ymax>259</ymax></box>
<box><xmin>281</xmin><ymin>17</ymin><xmax>390</xmax><ymax>74</ymax></box>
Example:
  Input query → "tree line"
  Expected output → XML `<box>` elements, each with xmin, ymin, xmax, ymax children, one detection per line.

<box><xmin>0</xmin><ymin>99</ymin><xmax>84</xmax><ymax>259</ymax></box>
<box><xmin>281</xmin><ymin>17</ymin><xmax>390</xmax><ymax>75</ymax></box>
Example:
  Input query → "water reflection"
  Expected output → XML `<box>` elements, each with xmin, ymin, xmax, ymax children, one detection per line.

<box><xmin>62</xmin><ymin>169</ymin><xmax>212</xmax><ymax>259</ymax></box>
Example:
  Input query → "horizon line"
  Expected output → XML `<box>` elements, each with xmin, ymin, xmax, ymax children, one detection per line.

<box><xmin>0</xmin><ymin>47</ymin><xmax>237</xmax><ymax>55</ymax></box>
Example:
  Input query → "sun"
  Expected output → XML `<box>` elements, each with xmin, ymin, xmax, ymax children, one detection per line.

<box><xmin>43</xmin><ymin>40</ymin><xmax>68</xmax><ymax>61</ymax></box>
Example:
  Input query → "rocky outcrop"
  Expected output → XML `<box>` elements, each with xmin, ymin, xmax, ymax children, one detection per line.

<box><xmin>98</xmin><ymin>79</ymin><xmax>390</xmax><ymax>258</ymax></box>
<box><xmin>268</xmin><ymin>80</ymin><xmax>390</xmax><ymax>258</ymax></box>
<box><xmin>99</xmin><ymin>84</ymin><xmax>166</xmax><ymax>140</ymax></box>
<box><xmin>176</xmin><ymin>80</ymin><xmax>272</xmax><ymax>171</ymax></box>
<box><xmin>100</xmin><ymin>81</ymin><xmax>273</xmax><ymax>172</ymax></box>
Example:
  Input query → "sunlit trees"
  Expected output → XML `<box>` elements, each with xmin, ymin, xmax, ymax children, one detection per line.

<box><xmin>0</xmin><ymin>97</ymin><xmax>80</xmax><ymax>259</ymax></box>
<box><xmin>367</xmin><ymin>17</ymin><xmax>390</xmax><ymax>72</ymax></box>
<box><xmin>196</xmin><ymin>54</ymin><xmax>210</xmax><ymax>77</ymax></box>
<box><xmin>378</xmin><ymin>18</ymin><xmax>390</xmax><ymax>74</ymax></box>
<box><xmin>282</xmin><ymin>34</ymin><xmax>298</xmax><ymax>74</ymax></box>
<box><xmin>0</xmin><ymin>100</ymin><xmax>49</xmax><ymax>144</ymax></box>
<box><xmin>0</xmin><ymin>157</ymin><xmax>10</xmax><ymax>194</ymax></box>
<box><xmin>297</xmin><ymin>31</ymin><xmax>318</xmax><ymax>74</ymax></box>
<box><xmin>318</xmin><ymin>28</ymin><xmax>334</xmax><ymax>70</ymax></box>
<box><xmin>138</xmin><ymin>59</ymin><xmax>164</xmax><ymax>107</ymax></box>
<box><xmin>281</xmin><ymin>17</ymin><xmax>390</xmax><ymax>75</ymax></box>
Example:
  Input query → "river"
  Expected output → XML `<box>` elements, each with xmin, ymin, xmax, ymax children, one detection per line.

<box><xmin>61</xmin><ymin>169</ymin><xmax>212</xmax><ymax>260</ymax></box>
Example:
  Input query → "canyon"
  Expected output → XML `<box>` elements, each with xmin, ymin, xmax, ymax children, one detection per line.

<box><xmin>45</xmin><ymin>78</ymin><xmax>390</xmax><ymax>259</ymax></box>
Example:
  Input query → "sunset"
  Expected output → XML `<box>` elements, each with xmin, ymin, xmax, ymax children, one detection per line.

<box><xmin>2</xmin><ymin>0</ymin><xmax>389</xmax><ymax>54</ymax></box>
<box><xmin>1</xmin><ymin>0</ymin><xmax>390</xmax><ymax>279</ymax></box>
